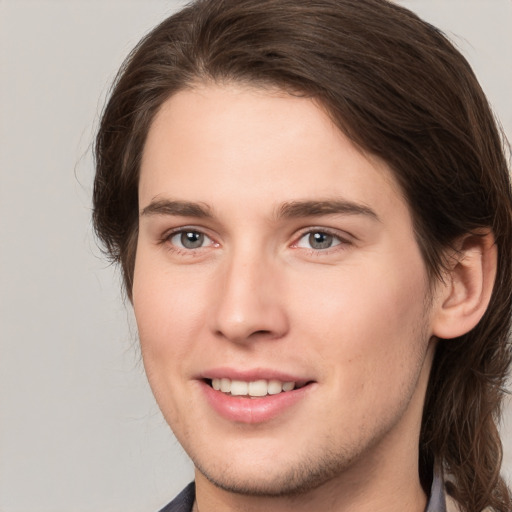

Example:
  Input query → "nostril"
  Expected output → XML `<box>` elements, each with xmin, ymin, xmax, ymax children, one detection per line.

<box><xmin>251</xmin><ymin>330</ymin><xmax>273</xmax><ymax>337</ymax></box>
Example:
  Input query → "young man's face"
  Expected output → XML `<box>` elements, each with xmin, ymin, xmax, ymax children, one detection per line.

<box><xmin>134</xmin><ymin>84</ymin><xmax>438</xmax><ymax>497</ymax></box>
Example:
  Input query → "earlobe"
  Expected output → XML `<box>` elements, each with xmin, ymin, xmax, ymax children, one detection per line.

<box><xmin>431</xmin><ymin>231</ymin><xmax>497</xmax><ymax>339</ymax></box>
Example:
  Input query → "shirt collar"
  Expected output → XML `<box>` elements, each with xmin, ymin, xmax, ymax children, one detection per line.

<box><xmin>425</xmin><ymin>460</ymin><xmax>447</xmax><ymax>512</ymax></box>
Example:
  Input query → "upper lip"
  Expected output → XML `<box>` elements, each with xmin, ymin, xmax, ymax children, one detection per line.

<box><xmin>198</xmin><ymin>367</ymin><xmax>314</xmax><ymax>386</ymax></box>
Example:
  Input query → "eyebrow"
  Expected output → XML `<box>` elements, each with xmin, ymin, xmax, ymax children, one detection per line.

<box><xmin>140</xmin><ymin>199</ymin><xmax>212</xmax><ymax>218</ymax></box>
<box><xmin>276</xmin><ymin>200</ymin><xmax>379</xmax><ymax>221</ymax></box>
<box><xmin>140</xmin><ymin>198</ymin><xmax>379</xmax><ymax>222</ymax></box>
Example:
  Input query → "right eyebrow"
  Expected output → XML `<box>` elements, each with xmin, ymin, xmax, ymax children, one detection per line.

<box><xmin>140</xmin><ymin>199</ymin><xmax>213</xmax><ymax>218</ymax></box>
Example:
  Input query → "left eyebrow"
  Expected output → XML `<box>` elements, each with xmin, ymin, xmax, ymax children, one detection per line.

<box><xmin>276</xmin><ymin>199</ymin><xmax>380</xmax><ymax>222</ymax></box>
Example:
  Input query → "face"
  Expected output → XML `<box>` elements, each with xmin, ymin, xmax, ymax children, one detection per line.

<box><xmin>134</xmin><ymin>84</ymin><xmax>438</xmax><ymax>496</ymax></box>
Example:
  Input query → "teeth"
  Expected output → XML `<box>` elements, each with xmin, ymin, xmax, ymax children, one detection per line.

<box><xmin>267</xmin><ymin>380</ymin><xmax>283</xmax><ymax>395</ymax></box>
<box><xmin>210</xmin><ymin>378</ymin><xmax>297</xmax><ymax>397</ymax></box>
<box><xmin>220</xmin><ymin>378</ymin><xmax>230</xmax><ymax>393</ymax></box>
<box><xmin>282</xmin><ymin>381</ymin><xmax>295</xmax><ymax>391</ymax></box>
<box><xmin>230</xmin><ymin>380</ymin><xmax>248</xmax><ymax>396</ymax></box>
<box><xmin>248</xmin><ymin>380</ymin><xmax>267</xmax><ymax>397</ymax></box>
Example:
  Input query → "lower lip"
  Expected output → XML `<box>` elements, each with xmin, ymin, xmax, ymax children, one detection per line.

<box><xmin>200</xmin><ymin>381</ymin><xmax>313</xmax><ymax>424</ymax></box>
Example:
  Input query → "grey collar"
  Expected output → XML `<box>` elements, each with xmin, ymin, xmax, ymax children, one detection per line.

<box><xmin>425</xmin><ymin>460</ymin><xmax>447</xmax><ymax>512</ymax></box>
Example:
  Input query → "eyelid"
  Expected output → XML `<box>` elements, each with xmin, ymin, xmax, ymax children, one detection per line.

<box><xmin>292</xmin><ymin>226</ymin><xmax>353</xmax><ymax>245</ymax></box>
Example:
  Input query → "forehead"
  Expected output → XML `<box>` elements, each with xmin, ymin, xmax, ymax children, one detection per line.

<box><xmin>139</xmin><ymin>83</ymin><xmax>407</xmax><ymax>223</ymax></box>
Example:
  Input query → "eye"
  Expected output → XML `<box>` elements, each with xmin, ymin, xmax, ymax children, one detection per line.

<box><xmin>169</xmin><ymin>230</ymin><xmax>211</xmax><ymax>250</ymax></box>
<box><xmin>295</xmin><ymin>231</ymin><xmax>342</xmax><ymax>250</ymax></box>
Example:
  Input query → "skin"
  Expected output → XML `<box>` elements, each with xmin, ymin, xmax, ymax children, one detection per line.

<box><xmin>133</xmin><ymin>83</ymin><xmax>446</xmax><ymax>512</ymax></box>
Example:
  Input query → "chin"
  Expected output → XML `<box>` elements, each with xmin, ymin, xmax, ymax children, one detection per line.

<box><xmin>192</xmin><ymin>447</ymin><xmax>355</xmax><ymax>498</ymax></box>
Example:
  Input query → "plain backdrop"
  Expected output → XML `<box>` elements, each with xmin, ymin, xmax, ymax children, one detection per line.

<box><xmin>0</xmin><ymin>1</ymin><xmax>510</xmax><ymax>511</ymax></box>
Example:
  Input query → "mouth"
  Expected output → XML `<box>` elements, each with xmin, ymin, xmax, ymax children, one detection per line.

<box><xmin>205</xmin><ymin>378</ymin><xmax>312</xmax><ymax>398</ymax></box>
<box><xmin>200</xmin><ymin>374</ymin><xmax>316</xmax><ymax>423</ymax></box>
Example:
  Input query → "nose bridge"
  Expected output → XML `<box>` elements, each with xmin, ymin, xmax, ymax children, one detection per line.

<box><xmin>210</xmin><ymin>243</ymin><xmax>288</xmax><ymax>343</ymax></box>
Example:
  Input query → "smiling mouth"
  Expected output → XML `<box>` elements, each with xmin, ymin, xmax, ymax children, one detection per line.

<box><xmin>206</xmin><ymin>378</ymin><xmax>311</xmax><ymax>398</ymax></box>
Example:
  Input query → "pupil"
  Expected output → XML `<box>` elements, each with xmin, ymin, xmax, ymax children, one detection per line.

<box><xmin>181</xmin><ymin>231</ymin><xmax>204</xmax><ymax>249</ymax></box>
<box><xmin>309</xmin><ymin>232</ymin><xmax>333</xmax><ymax>249</ymax></box>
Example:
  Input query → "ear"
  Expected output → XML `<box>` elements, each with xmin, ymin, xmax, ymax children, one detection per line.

<box><xmin>431</xmin><ymin>230</ymin><xmax>497</xmax><ymax>339</ymax></box>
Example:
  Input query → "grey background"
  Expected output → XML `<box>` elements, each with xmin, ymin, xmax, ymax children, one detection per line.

<box><xmin>0</xmin><ymin>1</ymin><xmax>510</xmax><ymax>511</ymax></box>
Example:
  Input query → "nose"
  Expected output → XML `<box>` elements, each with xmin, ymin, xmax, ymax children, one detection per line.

<box><xmin>209</xmin><ymin>251</ymin><xmax>289</xmax><ymax>344</ymax></box>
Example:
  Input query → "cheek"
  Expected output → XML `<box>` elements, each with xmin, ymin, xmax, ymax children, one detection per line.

<box><xmin>132</xmin><ymin>254</ymin><xmax>211</xmax><ymax>428</ymax></box>
<box><xmin>132</xmin><ymin>251</ymin><xmax>208</xmax><ymax>366</ymax></box>
<box><xmin>296</xmin><ymin>254</ymin><xmax>430</xmax><ymax>391</ymax></box>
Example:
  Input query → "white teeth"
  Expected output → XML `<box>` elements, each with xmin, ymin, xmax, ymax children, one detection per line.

<box><xmin>230</xmin><ymin>380</ymin><xmax>248</xmax><ymax>396</ymax></box>
<box><xmin>248</xmin><ymin>380</ymin><xmax>268</xmax><ymax>397</ymax></box>
<box><xmin>220</xmin><ymin>378</ymin><xmax>231</xmax><ymax>393</ymax></box>
<box><xmin>282</xmin><ymin>381</ymin><xmax>295</xmax><ymax>392</ymax></box>
<box><xmin>210</xmin><ymin>378</ymin><xmax>297</xmax><ymax>396</ymax></box>
<box><xmin>267</xmin><ymin>380</ymin><xmax>283</xmax><ymax>395</ymax></box>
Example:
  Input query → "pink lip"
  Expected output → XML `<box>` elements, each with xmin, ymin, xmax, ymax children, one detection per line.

<box><xmin>197</xmin><ymin>368</ymin><xmax>315</xmax><ymax>424</ymax></box>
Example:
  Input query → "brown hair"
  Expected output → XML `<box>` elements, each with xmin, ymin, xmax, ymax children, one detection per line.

<box><xmin>93</xmin><ymin>1</ymin><xmax>512</xmax><ymax>510</ymax></box>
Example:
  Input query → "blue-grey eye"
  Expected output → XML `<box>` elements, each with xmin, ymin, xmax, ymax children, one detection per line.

<box><xmin>309</xmin><ymin>232</ymin><xmax>334</xmax><ymax>249</ymax></box>
<box><xmin>170</xmin><ymin>230</ymin><xmax>206</xmax><ymax>249</ymax></box>
<box><xmin>181</xmin><ymin>231</ymin><xmax>204</xmax><ymax>249</ymax></box>
<box><xmin>296</xmin><ymin>231</ymin><xmax>341</xmax><ymax>250</ymax></box>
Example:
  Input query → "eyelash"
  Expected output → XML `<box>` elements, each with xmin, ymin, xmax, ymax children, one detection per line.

<box><xmin>160</xmin><ymin>226</ymin><xmax>352</xmax><ymax>256</ymax></box>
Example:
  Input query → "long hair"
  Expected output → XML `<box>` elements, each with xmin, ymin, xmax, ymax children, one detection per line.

<box><xmin>93</xmin><ymin>1</ymin><xmax>512</xmax><ymax>510</ymax></box>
